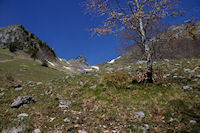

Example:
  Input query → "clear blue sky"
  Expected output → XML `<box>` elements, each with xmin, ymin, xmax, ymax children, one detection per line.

<box><xmin>0</xmin><ymin>0</ymin><xmax>199</xmax><ymax>65</ymax></box>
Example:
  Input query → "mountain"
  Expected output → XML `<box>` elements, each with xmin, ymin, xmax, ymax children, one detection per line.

<box><xmin>0</xmin><ymin>25</ymin><xmax>97</xmax><ymax>74</ymax></box>
<box><xmin>105</xmin><ymin>21</ymin><xmax>200</xmax><ymax>65</ymax></box>
<box><xmin>0</xmin><ymin>25</ymin><xmax>57</xmax><ymax>62</ymax></box>
<box><xmin>0</xmin><ymin>24</ymin><xmax>200</xmax><ymax>132</ymax></box>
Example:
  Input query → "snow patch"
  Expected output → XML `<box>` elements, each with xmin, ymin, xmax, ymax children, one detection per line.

<box><xmin>47</xmin><ymin>61</ymin><xmax>55</xmax><ymax>66</ymax></box>
<box><xmin>63</xmin><ymin>66</ymin><xmax>72</xmax><ymax>70</ymax></box>
<box><xmin>91</xmin><ymin>66</ymin><xmax>100</xmax><ymax>71</ymax></box>
<box><xmin>84</xmin><ymin>68</ymin><xmax>93</xmax><ymax>72</ymax></box>
<box><xmin>108</xmin><ymin>56</ymin><xmax>121</xmax><ymax>64</ymax></box>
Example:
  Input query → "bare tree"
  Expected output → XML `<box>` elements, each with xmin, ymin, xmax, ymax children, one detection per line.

<box><xmin>84</xmin><ymin>0</ymin><xmax>182</xmax><ymax>83</ymax></box>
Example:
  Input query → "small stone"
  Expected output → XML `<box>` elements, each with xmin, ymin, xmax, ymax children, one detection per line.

<box><xmin>34</xmin><ymin>129</ymin><xmax>41</xmax><ymax>133</ymax></box>
<box><xmin>45</xmin><ymin>89</ymin><xmax>52</xmax><ymax>95</ymax></box>
<box><xmin>168</xmin><ymin>117</ymin><xmax>174</xmax><ymax>123</ymax></box>
<box><xmin>2</xmin><ymin>126</ymin><xmax>23</xmax><ymax>133</ymax></box>
<box><xmin>0</xmin><ymin>92</ymin><xmax>5</xmax><ymax>97</ymax></box>
<box><xmin>78</xmin><ymin>130</ymin><xmax>87</xmax><ymax>133</ymax></box>
<box><xmin>182</xmin><ymin>85</ymin><xmax>193</xmax><ymax>91</ymax></box>
<box><xmin>28</xmin><ymin>81</ymin><xmax>36</xmax><ymax>86</ymax></box>
<box><xmin>53</xmin><ymin>130</ymin><xmax>62</xmax><ymax>133</ymax></box>
<box><xmin>190</xmin><ymin>120</ymin><xmax>197</xmax><ymax>124</ymax></box>
<box><xmin>59</xmin><ymin>99</ymin><xmax>71</xmax><ymax>108</ymax></box>
<box><xmin>90</xmin><ymin>85</ymin><xmax>97</xmax><ymax>89</ymax></box>
<box><xmin>50</xmin><ymin>117</ymin><xmax>56</xmax><ymax>122</ymax></box>
<box><xmin>65</xmin><ymin>76</ymin><xmax>70</xmax><ymax>79</ymax></box>
<box><xmin>17</xmin><ymin>113</ymin><xmax>28</xmax><ymax>117</ymax></box>
<box><xmin>64</xmin><ymin>118</ymin><xmax>70</xmax><ymax>123</ymax></box>
<box><xmin>37</xmin><ymin>82</ymin><xmax>43</xmax><ymax>85</ymax></box>
<box><xmin>80</xmin><ymin>81</ymin><xmax>84</xmax><ymax>85</ymax></box>
<box><xmin>139</xmin><ymin>124</ymin><xmax>149</xmax><ymax>133</ymax></box>
<box><xmin>15</xmin><ymin>87</ymin><xmax>23</xmax><ymax>91</ymax></box>
<box><xmin>135</xmin><ymin>112</ymin><xmax>145</xmax><ymax>119</ymax></box>
<box><xmin>12</xmin><ymin>84</ymin><xmax>22</xmax><ymax>89</ymax></box>
<box><xmin>103</xmin><ymin>130</ymin><xmax>109</xmax><ymax>133</ymax></box>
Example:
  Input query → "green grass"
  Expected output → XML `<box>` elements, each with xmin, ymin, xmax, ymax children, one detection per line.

<box><xmin>0</xmin><ymin>49</ymin><xmax>65</xmax><ymax>82</ymax></box>
<box><xmin>0</xmin><ymin>56</ymin><xmax>200</xmax><ymax>132</ymax></box>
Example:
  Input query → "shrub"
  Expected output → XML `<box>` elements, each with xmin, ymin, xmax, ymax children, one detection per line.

<box><xmin>9</xmin><ymin>43</ymin><xmax>17</xmax><ymax>52</ymax></box>
<box><xmin>102</xmin><ymin>71</ymin><xmax>131</xmax><ymax>89</ymax></box>
<box><xmin>41</xmin><ymin>60</ymin><xmax>48</xmax><ymax>67</ymax></box>
<box><xmin>6</xmin><ymin>74</ymin><xmax>14</xmax><ymax>82</ymax></box>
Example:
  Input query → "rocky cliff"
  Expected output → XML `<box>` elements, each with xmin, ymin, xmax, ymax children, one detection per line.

<box><xmin>0</xmin><ymin>24</ymin><xmax>57</xmax><ymax>62</ymax></box>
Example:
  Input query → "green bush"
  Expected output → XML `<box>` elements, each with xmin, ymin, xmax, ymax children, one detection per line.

<box><xmin>9</xmin><ymin>43</ymin><xmax>17</xmax><ymax>52</ymax></box>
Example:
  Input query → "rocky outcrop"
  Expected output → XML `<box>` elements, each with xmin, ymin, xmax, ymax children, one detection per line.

<box><xmin>0</xmin><ymin>24</ymin><xmax>57</xmax><ymax>62</ymax></box>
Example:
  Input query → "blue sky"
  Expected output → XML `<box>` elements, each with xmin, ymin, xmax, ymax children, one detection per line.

<box><xmin>0</xmin><ymin>0</ymin><xmax>199</xmax><ymax>65</ymax></box>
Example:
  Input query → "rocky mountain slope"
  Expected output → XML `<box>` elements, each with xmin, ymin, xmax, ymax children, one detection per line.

<box><xmin>0</xmin><ymin>58</ymin><xmax>200</xmax><ymax>132</ymax></box>
<box><xmin>0</xmin><ymin>25</ymin><xmax>97</xmax><ymax>74</ymax></box>
<box><xmin>0</xmin><ymin>22</ymin><xmax>200</xmax><ymax>132</ymax></box>
<box><xmin>105</xmin><ymin>21</ymin><xmax>200</xmax><ymax>65</ymax></box>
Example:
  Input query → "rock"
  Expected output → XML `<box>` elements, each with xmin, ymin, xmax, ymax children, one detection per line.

<box><xmin>11</xmin><ymin>96</ymin><xmax>35</xmax><ymax>108</ymax></box>
<box><xmin>45</xmin><ymin>89</ymin><xmax>52</xmax><ymax>95</ymax></box>
<box><xmin>139</xmin><ymin>124</ymin><xmax>149</xmax><ymax>133</ymax></box>
<box><xmin>78</xmin><ymin>130</ymin><xmax>87</xmax><ymax>133</ymax></box>
<box><xmin>182</xmin><ymin>85</ymin><xmax>193</xmax><ymax>91</ymax></box>
<box><xmin>65</xmin><ymin>76</ymin><xmax>70</xmax><ymax>79</ymax></box>
<box><xmin>34</xmin><ymin>129</ymin><xmax>41</xmax><ymax>133</ymax></box>
<box><xmin>163</xmin><ymin>74</ymin><xmax>170</xmax><ymax>78</ymax></box>
<box><xmin>17</xmin><ymin>113</ymin><xmax>28</xmax><ymax>117</ymax></box>
<box><xmin>37</xmin><ymin>82</ymin><xmax>43</xmax><ymax>85</ymax></box>
<box><xmin>50</xmin><ymin>117</ymin><xmax>56</xmax><ymax>122</ymax></box>
<box><xmin>64</xmin><ymin>118</ymin><xmax>70</xmax><ymax>123</ymax></box>
<box><xmin>183</xmin><ymin>68</ymin><xmax>191</xmax><ymax>73</ymax></box>
<box><xmin>15</xmin><ymin>87</ymin><xmax>23</xmax><ymax>91</ymax></box>
<box><xmin>168</xmin><ymin>117</ymin><xmax>174</xmax><ymax>123</ymax></box>
<box><xmin>103</xmin><ymin>130</ymin><xmax>109</xmax><ymax>133</ymax></box>
<box><xmin>90</xmin><ymin>85</ymin><xmax>97</xmax><ymax>89</ymax></box>
<box><xmin>80</xmin><ymin>81</ymin><xmax>84</xmax><ymax>86</ymax></box>
<box><xmin>28</xmin><ymin>81</ymin><xmax>36</xmax><ymax>86</ymax></box>
<box><xmin>0</xmin><ymin>92</ymin><xmax>5</xmax><ymax>97</ymax></box>
<box><xmin>58</xmin><ymin>99</ymin><xmax>71</xmax><ymax>108</ymax></box>
<box><xmin>2</xmin><ymin>126</ymin><xmax>23</xmax><ymax>133</ymax></box>
<box><xmin>190</xmin><ymin>120</ymin><xmax>197</xmax><ymax>124</ymax></box>
<box><xmin>136</xmin><ymin>60</ymin><xmax>147</xmax><ymax>64</ymax></box>
<box><xmin>184</xmin><ymin>67</ymin><xmax>199</xmax><ymax>73</ymax></box>
<box><xmin>164</xmin><ymin>59</ymin><xmax>170</xmax><ymax>62</ymax></box>
<box><xmin>135</xmin><ymin>112</ymin><xmax>145</xmax><ymax>119</ymax></box>
<box><xmin>12</xmin><ymin>84</ymin><xmax>21</xmax><ymax>88</ymax></box>
<box><xmin>53</xmin><ymin>130</ymin><xmax>62</xmax><ymax>133</ymax></box>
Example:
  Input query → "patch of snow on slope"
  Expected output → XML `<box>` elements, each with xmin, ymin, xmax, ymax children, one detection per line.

<box><xmin>91</xmin><ymin>66</ymin><xmax>100</xmax><ymax>71</ymax></box>
<box><xmin>59</xmin><ymin>58</ymin><xmax>70</xmax><ymax>64</ymax></box>
<box><xmin>84</xmin><ymin>68</ymin><xmax>93</xmax><ymax>72</ymax></box>
<box><xmin>108</xmin><ymin>56</ymin><xmax>121</xmax><ymax>64</ymax></box>
<box><xmin>47</xmin><ymin>61</ymin><xmax>55</xmax><ymax>66</ymax></box>
<box><xmin>63</xmin><ymin>66</ymin><xmax>72</xmax><ymax>70</ymax></box>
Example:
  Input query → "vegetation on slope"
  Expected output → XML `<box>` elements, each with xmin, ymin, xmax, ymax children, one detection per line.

<box><xmin>0</xmin><ymin>57</ymin><xmax>199</xmax><ymax>132</ymax></box>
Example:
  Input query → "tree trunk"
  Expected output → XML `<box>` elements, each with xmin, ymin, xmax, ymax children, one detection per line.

<box><xmin>144</xmin><ymin>43</ymin><xmax>153</xmax><ymax>83</ymax></box>
<box><xmin>135</xmin><ymin>0</ymin><xmax>153</xmax><ymax>83</ymax></box>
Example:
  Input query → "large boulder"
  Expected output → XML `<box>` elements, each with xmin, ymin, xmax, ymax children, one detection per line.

<box><xmin>11</xmin><ymin>96</ymin><xmax>35</xmax><ymax>108</ymax></box>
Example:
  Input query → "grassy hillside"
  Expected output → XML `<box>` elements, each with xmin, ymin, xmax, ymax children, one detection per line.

<box><xmin>0</xmin><ymin>56</ymin><xmax>199</xmax><ymax>132</ymax></box>
<box><xmin>0</xmin><ymin>49</ymin><xmax>65</xmax><ymax>82</ymax></box>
